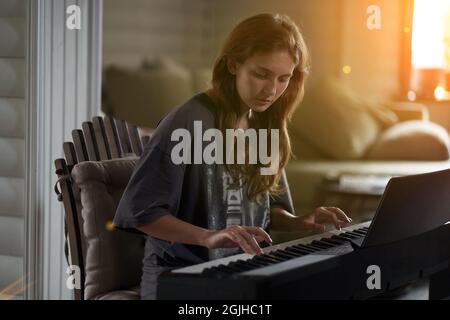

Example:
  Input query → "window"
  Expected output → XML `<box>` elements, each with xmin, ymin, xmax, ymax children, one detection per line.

<box><xmin>410</xmin><ymin>0</ymin><xmax>450</xmax><ymax>100</ymax></box>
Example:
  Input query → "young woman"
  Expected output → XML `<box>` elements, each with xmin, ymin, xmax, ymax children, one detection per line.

<box><xmin>114</xmin><ymin>13</ymin><xmax>351</xmax><ymax>300</ymax></box>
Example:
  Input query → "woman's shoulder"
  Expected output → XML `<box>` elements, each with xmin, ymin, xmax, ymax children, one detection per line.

<box><xmin>144</xmin><ymin>92</ymin><xmax>217</xmax><ymax>153</ymax></box>
<box><xmin>159</xmin><ymin>91</ymin><xmax>216</xmax><ymax>130</ymax></box>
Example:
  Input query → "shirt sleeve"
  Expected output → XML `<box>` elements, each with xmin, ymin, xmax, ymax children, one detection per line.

<box><xmin>113</xmin><ymin>145</ymin><xmax>185</xmax><ymax>233</ymax></box>
<box><xmin>270</xmin><ymin>169</ymin><xmax>295</xmax><ymax>215</ymax></box>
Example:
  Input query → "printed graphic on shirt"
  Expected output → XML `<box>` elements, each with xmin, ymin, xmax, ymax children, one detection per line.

<box><xmin>205</xmin><ymin>164</ymin><xmax>270</xmax><ymax>260</ymax></box>
<box><xmin>223</xmin><ymin>170</ymin><xmax>243</xmax><ymax>227</ymax></box>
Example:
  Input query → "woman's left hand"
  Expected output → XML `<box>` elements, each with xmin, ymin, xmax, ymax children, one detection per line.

<box><xmin>293</xmin><ymin>207</ymin><xmax>352</xmax><ymax>233</ymax></box>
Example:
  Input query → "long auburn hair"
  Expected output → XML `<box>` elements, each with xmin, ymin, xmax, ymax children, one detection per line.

<box><xmin>206</xmin><ymin>13</ymin><xmax>310</xmax><ymax>202</ymax></box>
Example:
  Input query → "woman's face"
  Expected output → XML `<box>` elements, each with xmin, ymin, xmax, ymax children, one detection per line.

<box><xmin>228</xmin><ymin>50</ymin><xmax>296</xmax><ymax>113</ymax></box>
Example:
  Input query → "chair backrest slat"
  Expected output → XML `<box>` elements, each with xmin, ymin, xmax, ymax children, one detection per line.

<box><xmin>104</xmin><ymin>116</ymin><xmax>122</xmax><ymax>158</ymax></box>
<box><xmin>72</xmin><ymin>129</ymin><xmax>89</xmax><ymax>163</ymax></box>
<box><xmin>63</xmin><ymin>142</ymin><xmax>78</xmax><ymax>166</ymax></box>
<box><xmin>141</xmin><ymin>135</ymin><xmax>150</xmax><ymax>147</ymax></box>
<box><xmin>115</xmin><ymin>119</ymin><xmax>132</xmax><ymax>155</ymax></box>
<box><xmin>127</xmin><ymin>123</ymin><xmax>143</xmax><ymax>156</ymax></box>
<box><xmin>82</xmin><ymin>122</ymin><xmax>100</xmax><ymax>161</ymax></box>
<box><xmin>92</xmin><ymin>117</ymin><xmax>111</xmax><ymax>160</ymax></box>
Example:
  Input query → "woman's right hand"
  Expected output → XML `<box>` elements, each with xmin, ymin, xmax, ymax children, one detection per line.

<box><xmin>203</xmin><ymin>225</ymin><xmax>273</xmax><ymax>255</ymax></box>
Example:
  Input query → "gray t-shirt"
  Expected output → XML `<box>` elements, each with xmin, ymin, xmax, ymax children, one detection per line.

<box><xmin>113</xmin><ymin>92</ymin><xmax>294</xmax><ymax>299</ymax></box>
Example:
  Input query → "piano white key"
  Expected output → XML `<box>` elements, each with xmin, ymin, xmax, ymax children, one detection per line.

<box><xmin>172</xmin><ymin>221</ymin><xmax>371</xmax><ymax>274</ymax></box>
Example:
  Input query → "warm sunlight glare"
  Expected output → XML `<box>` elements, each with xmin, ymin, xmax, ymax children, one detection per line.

<box><xmin>434</xmin><ymin>85</ymin><xmax>450</xmax><ymax>100</ymax></box>
<box><xmin>407</xmin><ymin>90</ymin><xmax>417</xmax><ymax>101</ymax></box>
<box><xmin>412</xmin><ymin>0</ymin><xmax>450</xmax><ymax>69</ymax></box>
<box><xmin>342</xmin><ymin>65</ymin><xmax>352</xmax><ymax>74</ymax></box>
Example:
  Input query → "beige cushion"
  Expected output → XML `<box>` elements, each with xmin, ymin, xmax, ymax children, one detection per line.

<box><xmin>292</xmin><ymin>77</ymin><xmax>397</xmax><ymax>160</ymax></box>
<box><xmin>102</xmin><ymin>56</ymin><xmax>193</xmax><ymax>128</ymax></box>
<box><xmin>366</xmin><ymin>121</ymin><xmax>450</xmax><ymax>161</ymax></box>
<box><xmin>71</xmin><ymin>157</ymin><xmax>145</xmax><ymax>300</ymax></box>
<box><xmin>386</xmin><ymin>102</ymin><xmax>429</xmax><ymax>122</ymax></box>
<box><xmin>91</xmin><ymin>286</ymin><xmax>140</xmax><ymax>300</ymax></box>
<box><xmin>289</xmin><ymin>128</ymin><xmax>331</xmax><ymax>160</ymax></box>
<box><xmin>366</xmin><ymin>101</ymin><xmax>399</xmax><ymax>129</ymax></box>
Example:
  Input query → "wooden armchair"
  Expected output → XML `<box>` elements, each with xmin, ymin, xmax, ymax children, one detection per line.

<box><xmin>54</xmin><ymin>116</ymin><xmax>148</xmax><ymax>300</ymax></box>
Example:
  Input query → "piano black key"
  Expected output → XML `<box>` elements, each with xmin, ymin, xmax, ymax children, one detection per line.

<box><xmin>311</xmin><ymin>240</ymin><xmax>335</xmax><ymax>249</ymax></box>
<box><xmin>331</xmin><ymin>234</ymin><xmax>353</xmax><ymax>242</ymax></box>
<box><xmin>263</xmin><ymin>253</ymin><xmax>290</xmax><ymax>262</ymax></box>
<box><xmin>292</xmin><ymin>244</ymin><xmax>317</xmax><ymax>253</ymax></box>
<box><xmin>202</xmin><ymin>266</ymin><xmax>228</xmax><ymax>277</ymax></box>
<box><xmin>352</xmin><ymin>230</ymin><xmax>367</xmax><ymax>235</ymax></box>
<box><xmin>305</xmin><ymin>243</ymin><xmax>325</xmax><ymax>251</ymax></box>
<box><xmin>273</xmin><ymin>250</ymin><xmax>301</xmax><ymax>259</ymax></box>
<box><xmin>219</xmin><ymin>264</ymin><xmax>241</xmax><ymax>273</ymax></box>
<box><xmin>345</xmin><ymin>231</ymin><xmax>364</xmax><ymax>238</ymax></box>
<box><xmin>251</xmin><ymin>256</ymin><xmax>274</xmax><ymax>266</ymax></box>
<box><xmin>254</xmin><ymin>255</ymin><xmax>282</xmax><ymax>264</ymax></box>
<box><xmin>341</xmin><ymin>234</ymin><xmax>360</xmax><ymax>240</ymax></box>
<box><xmin>320</xmin><ymin>238</ymin><xmax>345</xmax><ymax>246</ymax></box>
<box><xmin>201</xmin><ymin>267</ymin><xmax>213</xmax><ymax>275</ymax></box>
<box><xmin>237</xmin><ymin>260</ymin><xmax>261</xmax><ymax>270</ymax></box>
<box><xmin>285</xmin><ymin>247</ymin><xmax>308</xmax><ymax>255</ymax></box>
<box><xmin>269</xmin><ymin>251</ymin><xmax>293</xmax><ymax>260</ymax></box>
<box><xmin>341</xmin><ymin>233</ymin><xmax>360</xmax><ymax>239</ymax></box>
<box><xmin>246</xmin><ymin>258</ymin><xmax>270</xmax><ymax>267</ymax></box>
<box><xmin>340</xmin><ymin>231</ymin><xmax>359</xmax><ymax>238</ymax></box>
<box><xmin>228</xmin><ymin>261</ymin><xmax>255</xmax><ymax>271</ymax></box>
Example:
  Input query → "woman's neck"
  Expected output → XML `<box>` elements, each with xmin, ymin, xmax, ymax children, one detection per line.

<box><xmin>236</xmin><ymin>114</ymin><xmax>249</xmax><ymax>130</ymax></box>
<box><xmin>236</xmin><ymin>106</ymin><xmax>254</xmax><ymax>130</ymax></box>
<box><xmin>204</xmin><ymin>89</ymin><xmax>252</xmax><ymax>130</ymax></box>
<box><xmin>236</xmin><ymin>99</ymin><xmax>254</xmax><ymax>129</ymax></box>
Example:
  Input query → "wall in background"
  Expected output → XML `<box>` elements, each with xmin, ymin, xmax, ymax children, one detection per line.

<box><xmin>103</xmin><ymin>0</ymin><xmax>407</xmax><ymax>102</ymax></box>
<box><xmin>210</xmin><ymin>0</ymin><xmax>343</xmax><ymax>88</ymax></box>
<box><xmin>102</xmin><ymin>0</ymin><xmax>211</xmax><ymax>69</ymax></box>
<box><xmin>339</xmin><ymin>0</ymin><xmax>403</xmax><ymax>101</ymax></box>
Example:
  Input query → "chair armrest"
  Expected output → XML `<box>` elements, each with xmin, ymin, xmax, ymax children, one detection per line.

<box><xmin>387</xmin><ymin>102</ymin><xmax>429</xmax><ymax>122</ymax></box>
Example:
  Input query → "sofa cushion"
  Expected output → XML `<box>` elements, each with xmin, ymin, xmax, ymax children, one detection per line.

<box><xmin>102</xmin><ymin>56</ymin><xmax>193</xmax><ymax>128</ymax></box>
<box><xmin>289</xmin><ymin>128</ymin><xmax>331</xmax><ymax>160</ymax></box>
<box><xmin>386</xmin><ymin>102</ymin><xmax>429</xmax><ymax>122</ymax></box>
<box><xmin>71</xmin><ymin>157</ymin><xmax>145</xmax><ymax>300</ymax></box>
<box><xmin>366</xmin><ymin>121</ymin><xmax>450</xmax><ymax>161</ymax></box>
<box><xmin>292</xmin><ymin>77</ymin><xmax>398</xmax><ymax>160</ymax></box>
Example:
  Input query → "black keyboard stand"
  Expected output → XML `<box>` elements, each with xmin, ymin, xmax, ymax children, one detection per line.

<box><xmin>429</xmin><ymin>266</ymin><xmax>450</xmax><ymax>300</ymax></box>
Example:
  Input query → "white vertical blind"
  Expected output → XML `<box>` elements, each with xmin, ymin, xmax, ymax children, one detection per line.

<box><xmin>26</xmin><ymin>0</ymin><xmax>102</xmax><ymax>299</ymax></box>
<box><xmin>0</xmin><ymin>0</ymin><xmax>25</xmax><ymax>300</ymax></box>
